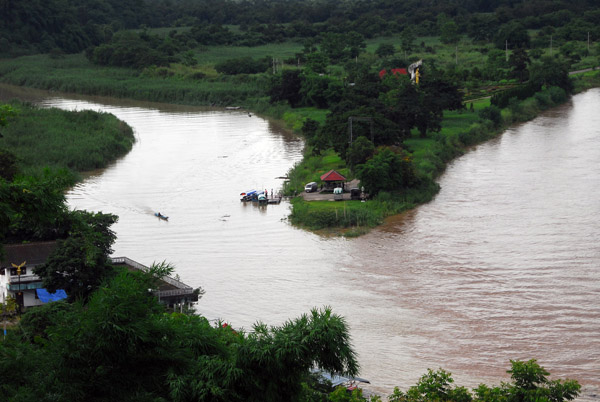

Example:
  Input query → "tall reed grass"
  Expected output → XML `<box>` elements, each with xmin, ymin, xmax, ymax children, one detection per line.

<box><xmin>0</xmin><ymin>101</ymin><xmax>134</xmax><ymax>176</ymax></box>
<box><xmin>0</xmin><ymin>54</ymin><xmax>269</xmax><ymax>107</ymax></box>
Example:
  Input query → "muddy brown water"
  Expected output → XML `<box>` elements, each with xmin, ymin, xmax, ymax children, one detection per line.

<box><xmin>2</xmin><ymin>84</ymin><xmax>599</xmax><ymax>398</ymax></box>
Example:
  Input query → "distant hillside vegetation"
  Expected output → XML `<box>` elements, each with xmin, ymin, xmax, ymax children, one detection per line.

<box><xmin>1</xmin><ymin>0</ymin><xmax>599</xmax><ymax>56</ymax></box>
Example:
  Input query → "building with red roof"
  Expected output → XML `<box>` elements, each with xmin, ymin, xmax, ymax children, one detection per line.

<box><xmin>378</xmin><ymin>68</ymin><xmax>408</xmax><ymax>79</ymax></box>
<box><xmin>320</xmin><ymin>170</ymin><xmax>347</xmax><ymax>189</ymax></box>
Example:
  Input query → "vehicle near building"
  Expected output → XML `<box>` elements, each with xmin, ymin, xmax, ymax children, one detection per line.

<box><xmin>305</xmin><ymin>182</ymin><xmax>318</xmax><ymax>192</ymax></box>
<box><xmin>350</xmin><ymin>188</ymin><xmax>361</xmax><ymax>200</ymax></box>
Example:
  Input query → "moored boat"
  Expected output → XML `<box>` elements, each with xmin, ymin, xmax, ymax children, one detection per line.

<box><xmin>240</xmin><ymin>190</ymin><xmax>257</xmax><ymax>201</ymax></box>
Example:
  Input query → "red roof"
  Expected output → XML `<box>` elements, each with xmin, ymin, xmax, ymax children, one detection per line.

<box><xmin>320</xmin><ymin>170</ymin><xmax>346</xmax><ymax>182</ymax></box>
<box><xmin>379</xmin><ymin>68</ymin><xmax>408</xmax><ymax>79</ymax></box>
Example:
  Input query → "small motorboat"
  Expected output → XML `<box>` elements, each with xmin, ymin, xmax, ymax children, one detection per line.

<box><xmin>241</xmin><ymin>190</ymin><xmax>257</xmax><ymax>202</ymax></box>
<box><xmin>155</xmin><ymin>212</ymin><xmax>168</xmax><ymax>221</ymax></box>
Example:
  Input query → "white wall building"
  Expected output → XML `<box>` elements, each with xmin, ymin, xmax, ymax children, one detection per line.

<box><xmin>0</xmin><ymin>241</ymin><xmax>58</xmax><ymax>309</ymax></box>
<box><xmin>1</xmin><ymin>242</ymin><xmax>198</xmax><ymax>312</ymax></box>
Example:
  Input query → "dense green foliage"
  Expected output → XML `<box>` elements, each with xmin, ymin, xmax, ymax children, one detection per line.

<box><xmin>1</xmin><ymin>266</ymin><xmax>359</xmax><ymax>401</ymax></box>
<box><xmin>0</xmin><ymin>171</ymin><xmax>72</xmax><ymax>244</ymax></box>
<box><xmin>0</xmin><ymin>101</ymin><xmax>135</xmax><ymax>176</ymax></box>
<box><xmin>3</xmin><ymin>0</ymin><xmax>600</xmax><ymax>58</ymax></box>
<box><xmin>384</xmin><ymin>360</ymin><xmax>580</xmax><ymax>402</ymax></box>
<box><xmin>34</xmin><ymin>210</ymin><xmax>118</xmax><ymax>302</ymax></box>
<box><xmin>87</xmin><ymin>30</ymin><xmax>175</xmax><ymax>69</ymax></box>
<box><xmin>356</xmin><ymin>147</ymin><xmax>418</xmax><ymax>196</ymax></box>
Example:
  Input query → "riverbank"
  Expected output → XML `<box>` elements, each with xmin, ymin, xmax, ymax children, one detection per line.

<box><xmin>0</xmin><ymin>99</ymin><xmax>134</xmax><ymax>180</ymax></box>
<box><xmin>286</xmin><ymin>71</ymin><xmax>600</xmax><ymax>236</ymax></box>
<box><xmin>1</xmin><ymin>53</ymin><xmax>599</xmax><ymax>236</ymax></box>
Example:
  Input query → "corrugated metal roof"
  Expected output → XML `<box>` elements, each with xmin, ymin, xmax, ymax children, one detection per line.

<box><xmin>0</xmin><ymin>241</ymin><xmax>58</xmax><ymax>268</ymax></box>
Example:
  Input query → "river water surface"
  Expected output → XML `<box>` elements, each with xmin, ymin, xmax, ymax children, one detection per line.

<box><xmin>2</xmin><ymin>84</ymin><xmax>599</xmax><ymax>398</ymax></box>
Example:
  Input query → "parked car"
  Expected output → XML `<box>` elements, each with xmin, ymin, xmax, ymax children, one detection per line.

<box><xmin>305</xmin><ymin>182</ymin><xmax>318</xmax><ymax>192</ymax></box>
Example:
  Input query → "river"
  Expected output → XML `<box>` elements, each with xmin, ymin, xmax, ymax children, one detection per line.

<box><xmin>1</xmin><ymin>84</ymin><xmax>599</xmax><ymax>398</ymax></box>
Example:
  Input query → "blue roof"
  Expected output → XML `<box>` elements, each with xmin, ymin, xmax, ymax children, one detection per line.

<box><xmin>36</xmin><ymin>288</ymin><xmax>67</xmax><ymax>303</ymax></box>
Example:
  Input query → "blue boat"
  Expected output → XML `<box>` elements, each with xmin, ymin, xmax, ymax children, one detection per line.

<box><xmin>240</xmin><ymin>190</ymin><xmax>257</xmax><ymax>202</ymax></box>
<box><xmin>155</xmin><ymin>212</ymin><xmax>168</xmax><ymax>221</ymax></box>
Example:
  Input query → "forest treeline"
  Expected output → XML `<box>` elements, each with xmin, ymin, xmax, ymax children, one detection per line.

<box><xmin>2</xmin><ymin>0</ymin><xmax>600</xmax><ymax>56</ymax></box>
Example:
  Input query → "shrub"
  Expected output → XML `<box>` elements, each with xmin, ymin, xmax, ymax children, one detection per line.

<box><xmin>478</xmin><ymin>105</ymin><xmax>503</xmax><ymax>128</ymax></box>
<box><xmin>215</xmin><ymin>56</ymin><xmax>271</xmax><ymax>75</ymax></box>
<box><xmin>547</xmin><ymin>86</ymin><xmax>568</xmax><ymax>103</ymax></box>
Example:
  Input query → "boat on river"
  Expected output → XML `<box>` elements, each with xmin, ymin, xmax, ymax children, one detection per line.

<box><xmin>154</xmin><ymin>212</ymin><xmax>168</xmax><ymax>221</ymax></box>
<box><xmin>240</xmin><ymin>190</ymin><xmax>257</xmax><ymax>202</ymax></box>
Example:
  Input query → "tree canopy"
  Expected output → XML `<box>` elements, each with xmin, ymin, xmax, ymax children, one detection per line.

<box><xmin>1</xmin><ymin>264</ymin><xmax>359</xmax><ymax>401</ymax></box>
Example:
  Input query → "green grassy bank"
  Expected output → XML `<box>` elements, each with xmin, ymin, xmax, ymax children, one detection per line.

<box><xmin>0</xmin><ymin>100</ymin><xmax>135</xmax><ymax>178</ymax></box>
<box><xmin>0</xmin><ymin>54</ymin><xmax>270</xmax><ymax>108</ymax></box>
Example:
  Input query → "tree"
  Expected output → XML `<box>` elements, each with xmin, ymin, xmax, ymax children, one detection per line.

<box><xmin>34</xmin><ymin>210</ymin><xmax>118</xmax><ymax>302</ymax></box>
<box><xmin>181</xmin><ymin>50</ymin><xmax>198</xmax><ymax>66</ymax></box>
<box><xmin>494</xmin><ymin>21</ymin><xmax>530</xmax><ymax>50</ymax></box>
<box><xmin>440</xmin><ymin>21</ymin><xmax>460</xmax><ymax>45</ymax></box>
<box><xmin>474</xmin><ymin>359</ymin><xmax>581</xmax><ymax>402</ymax></box>
<box><xmin>346</xmin><ymin>136</ymin><xmax>374</xmax><ymax>172</ymax></box>
<box><xmin>300</xmin><ymin>72</ymin><xmax>334</xmax><ymax>108</ymax></box>
<box><xmin>388</xmin><ymin>360</ymin><xmax>580</xmax><ymax>402</ymax></box>
<box><xmin>320</xmin><ymin>32</ymin><xmax>365</xmax><ymax>63</ymax></box>
<box><xmin>0</xmin><ymin>105</ymin><xmax>18</xmax><ymax>181</ymax></box>
<box><xmin>0</xmin><ymin>171</ymin><xmax>72</xmax><ymax>244</ymax></box>
<box><xmin>484</xmin><ymin>48</ymin><xmax>510</xmax><ymax>80</ymax></box>
<box><xmin>301</xmin><ymin>118</ymin><xmax>327</xmax><ymax>155</ymax></box>
<box><xmin>1</xmin><ymin>262</ymin><xmax>359</xmax><ymax>401</ymax></box>
<box><xmin>375</xmin><ymin>43</ymin><xmax>395</xmax><ymax>58</ymax></box>
<box><xmin>0</xmin><ymin>104</ymin><xmax>16</xmax><ymax>129</ymax></box>
<box><xmin>400</xmin><ymin>27</ymin><xmax>416</xmax><ymax>54</ymax></box>
<box><xmin>389</xmin><ymin>368</ymin><xmax>472</xmax><ymax>402</ymax></box>
<box><xmin>320</xmin><ymin>32</ymin><xmax>348</xmax><ymax>61</ymax></box>
<box><xmin>380</xmin><ymin>75</ymin><xmax>420</xmax><ymax>141</ymax></box>
<box><xmin>529</xmin><ymin>57</ymin><xmax>573</xmax><ymax>93</ymax></box>
<box><xmin>269</xmin><ymin>69</ymin><xmax>303</xmax><ymax>107</ymax></box>
<box><xmin>415</xmin><ymin>73</ymin><xmax>464</xmax><ymax>137</ymax></box>
<box><xmin>304</xmin><ymin>51</ymin><xmax>329</xmax><ymax>74</ymax></box>
<box><xmin>467</xmin><ymin>13</ymin><xmax>500</xmax><ymax>42</ymax></box>
<box><xmin>509</xmin><ymin>47</ymin><xmax>531</xmax><ymax>82</ymax></box>
<box><xmin>346</xmin><ymin>31</ymin><xmax>366</xmax><ymax>59</ymax></box>
<box><xmin>356</xmin><ymin>147</ymin><xmax>418</xmax><ymax>196</ymax></box>
<box><xmin>478</xmin><ymin>105</ymin><xmax>503</xmax><ymax>128</ymax></box>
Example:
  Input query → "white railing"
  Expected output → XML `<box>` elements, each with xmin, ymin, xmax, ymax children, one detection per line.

<box><xmin>6</xmin><ymin>273</ymin><xmax>41</xmax><ymax>283</ymax></box>
<box><xmin>156</xmin><ymin>289</ymin><xmax>195</xmax><ymax>298</ymax></box>
<box><xmin>110</xmin><ymin>257</ymin><xmax>193</xmax><ymax>290</ymax></box>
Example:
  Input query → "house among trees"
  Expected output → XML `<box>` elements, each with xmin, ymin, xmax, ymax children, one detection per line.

<box><xmin>320</xmin><ymin>169</ymin><xmax>347</xmax><ymax>190</ymax></box>
<box><xmin>378</xmin><ymin>68</ymin><xmax>408</xmax><ymax>79</ymax></box>
<box><xmin>1</xmin><ymin>242</ymin><xmax>198</xmax><ymax>312</ymax></box>
<box><xmin>0</xmin><ymin>241</ymin><xmax>62</xmax><ymax>311</ymax></box>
